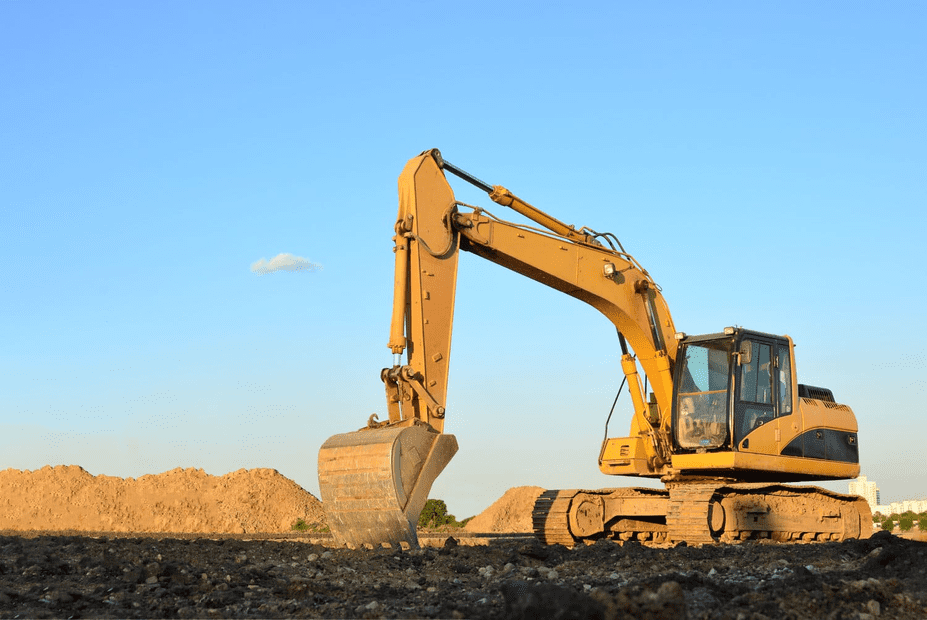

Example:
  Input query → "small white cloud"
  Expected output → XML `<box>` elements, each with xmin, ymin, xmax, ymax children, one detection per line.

<box><xmin>251</xmin><ymin>253</ymin><xmax>322</xmax><ymax>275</ymax></box>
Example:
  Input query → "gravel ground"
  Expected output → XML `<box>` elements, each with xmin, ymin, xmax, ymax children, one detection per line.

<box><xmin>0</xmin><ymin>530</ymin><xmax>925</xmax><ymax>619</ymax></box>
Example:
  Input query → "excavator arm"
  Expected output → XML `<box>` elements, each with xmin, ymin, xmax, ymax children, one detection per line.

<box><xmin>318</xmin><ymin>150</ymin><xmax>681</xmax><ymax>548</ymax></box>
<box><xmin>317</xmin><ymin>153</ymin><xmax>461</xmax><ymax>549</ymax></box>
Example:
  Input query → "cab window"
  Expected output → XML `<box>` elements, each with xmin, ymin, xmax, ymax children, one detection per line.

<box><xmin>675</xmin><ymin>341</ymin><xmax>732</xmax><ymax>450</ymax></box>
<box><xmin>735</xmin><ymin>339</ymin><xmax>775</xmax><ymax>444</ymax></box>
<box><xmin>777</xmin><ymin>343</ymin><xmax>792</xmax><ymax>417</ymax></box>
<box><xmin>740</xmin><ymin>342</ymin><xmax>772</xmax><ymax>404</ymax></box>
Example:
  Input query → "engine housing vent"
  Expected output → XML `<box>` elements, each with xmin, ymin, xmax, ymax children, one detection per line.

<box><xmin>798</xmin><ymin>384</ymin><xmax>836</xmax><ymax>403</ymax></box>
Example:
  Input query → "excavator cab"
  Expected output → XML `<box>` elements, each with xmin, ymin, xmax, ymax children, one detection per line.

<box><xmin>673</xmin><ymin>327</ymin><xmax>794</xmax><ymax>454</ymax></box>
<box><xmin>671</xmin><ymin>326</ymin><xmax>860</xmax><ymax>481</ymax></box>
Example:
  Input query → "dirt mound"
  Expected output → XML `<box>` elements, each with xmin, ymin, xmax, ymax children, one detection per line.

<box><xmin>464</xmin><ymin>486</ymin><xmax>545</xmax><ymax>533</ymax></box>
<box><xmin>0</xmin><ymin>465</ymin><xmax>324</xmax><ymax>534</ymax></box>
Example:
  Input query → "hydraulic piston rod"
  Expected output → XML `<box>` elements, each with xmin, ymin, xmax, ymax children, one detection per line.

<box><xmin>436</xmin><ymin>151</ymin><xmax>597</xmax><ymax>245</ymax></box>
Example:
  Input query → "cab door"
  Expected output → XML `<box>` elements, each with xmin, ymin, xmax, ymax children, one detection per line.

<box><xmin>773</xmin><ymin>339</ymin><xmax>794</xmax><ymax>453</ymax></box>
<box><xmin>734</xmin><ymin>336</ymin><xmax>776</xmax><ymax>448</ymax></box>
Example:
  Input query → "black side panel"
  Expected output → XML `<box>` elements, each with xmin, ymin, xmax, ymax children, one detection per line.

<box><xmin>825</xmin><ymin>430</ymin><xmax>859</xmax><ymax>463</ymax></box>
<box><xmin>805</xmin><ymin>429</ymin><xmax>826</xmax><ymax>459</ymax></box>
<box><xmin>780</xmin><ymin>439</ymin><xmax>803</xmax><ymax>458</ymax></box>
<box><xmin>780</xmin><ymin>429</ymin><xmax>859</xmax><ymax>463</ymax></box>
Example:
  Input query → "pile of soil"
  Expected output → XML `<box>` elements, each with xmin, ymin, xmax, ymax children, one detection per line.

<box><xmin>464</xmin><ymin>487</ymin><xmax>544</xmax><ymax>533</ymax></box>
<box><xmin>0</xmin><ymin>466</ymin><xmax>324</xmax><ymax>534</ymax></box>
<box><xmin>1</xmin><ymin>530</ymin><xmax>925</xmax><ymax>618</ymax></box>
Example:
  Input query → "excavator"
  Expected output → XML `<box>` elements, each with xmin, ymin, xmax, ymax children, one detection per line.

<box><xmin>318</xmin><ymin>149</ymin><xmax>871</xmax><ymax>548</ymax></box>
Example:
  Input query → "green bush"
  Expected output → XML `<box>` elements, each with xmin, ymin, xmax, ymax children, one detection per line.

<box><xmin>291</xmin><ymin>518</ymin><xmax>309</xmax><ymax>531</ymax></box>
<box><xmin>919</xmin><ymin>514</ymin><xmax>927</xmax><ymax>531</ymax></box>
<box><xmin>418</xmin><ymin>498</ymin><xmax>464</xmax><ymax>528</ymax></box>
<box><xmin>881</xmin><ymin>518</ymin><xmax>894</xmax><ymax>532</ymax></box>
<box><xmin>898</xmin><ymin>516</ymin><xmax>914</xmax><ymax>532</ymax></box>
<box><xmin>290</xmin><ymin>518</ymin><xmax>329</xmax><ymax>533</ymax></box>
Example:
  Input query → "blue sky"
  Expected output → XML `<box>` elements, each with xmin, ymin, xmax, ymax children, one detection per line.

<box><xmin>2</xmin><ymin>2</ymin><xmax>925</xmax><ymax>519</ymax></box>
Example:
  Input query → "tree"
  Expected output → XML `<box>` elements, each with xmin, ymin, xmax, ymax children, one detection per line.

<box><xmin>881</xmin><ymin>517</ymin><xmax>894</xmax><ymax>532</ymax></box>
<box><xmin>919</xmin><ymin>513</ymin><xmax>927</xmax><ymax>532</ymax></box>
<box><xmin>898</xmin><ymin>516</ymin><xmax>914</xmax><ymax>532</ymax></box>
<box><xmin>418</xmin><ymin>499</ymin><xmax>457</xmax><ymax>528</ymax></box>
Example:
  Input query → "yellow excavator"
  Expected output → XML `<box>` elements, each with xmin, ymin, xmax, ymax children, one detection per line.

<box><xmin>318</xmin><ymin>149</ymin><xmax>871</xmax><ymax>548</ymax></box>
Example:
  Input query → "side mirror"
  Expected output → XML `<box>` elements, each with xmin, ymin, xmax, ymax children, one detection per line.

<box><xmin>739</xmin><ymin>340</ymin><xmax>753</xmax><ymax>365</ymax></box>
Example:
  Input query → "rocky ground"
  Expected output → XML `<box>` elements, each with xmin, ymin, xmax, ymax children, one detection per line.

<box><xmin>0</xmin><ymin>530</ymin><xmax>925</xmax><ymax>619</ymax></box>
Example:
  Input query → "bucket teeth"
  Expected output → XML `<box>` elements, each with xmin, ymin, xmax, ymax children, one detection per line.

<box><xmin>318</xmin><ymin>423</ymin><xmax>457</xmax><ymax>548</ymax></box>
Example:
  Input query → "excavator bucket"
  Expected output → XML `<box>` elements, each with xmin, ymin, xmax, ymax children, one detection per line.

<box><xmin>317</xmin><ymin>422</ymin><xmax>458</xmax><ymax>548</ymax></box>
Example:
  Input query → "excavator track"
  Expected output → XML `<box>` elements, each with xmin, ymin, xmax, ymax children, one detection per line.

<box><xmin>533</xmin><ymin>483</ymin><xmax>871</xmax><ymax>547</ymax></box>
<box><xmin>533</xmin><ymin>487</ymin><xmax>670</xmax><ymax>546</ymax></box>
<box><xmin>666</xmin><ymin>483</ymin><xmax>720</xmax><ymax>544</ymax></box>
<box><xmin>702</xmin><ymin>482</ymin><xmax>873</xmax><ymax>543</ymax></box>
<box><xmin>532</xmin><ymin>490</ymin><xmax>579</xmax><ymax>546</ymax></box>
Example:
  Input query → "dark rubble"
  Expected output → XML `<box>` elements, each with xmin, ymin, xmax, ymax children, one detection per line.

<box><xmin>0</xmin><ymin>530</ymin><xmax>925</xmax><ymax>619</ymax></box>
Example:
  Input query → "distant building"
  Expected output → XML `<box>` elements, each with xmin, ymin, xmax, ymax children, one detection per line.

<box><xmin>873</xmin><ymin>499</ymin><xmax>927</xmax><ymax>516</ymax></box>
<box><xmin>848</xmin><ymin>476</ymin><xmax>879</xmax><ymax>509</ymax></box>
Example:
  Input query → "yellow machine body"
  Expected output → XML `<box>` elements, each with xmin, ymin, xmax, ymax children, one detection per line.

<box><xmin>318</xmin><ymin>150</ymin><xmax>869</xmax><ymax>547</ymax></box>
